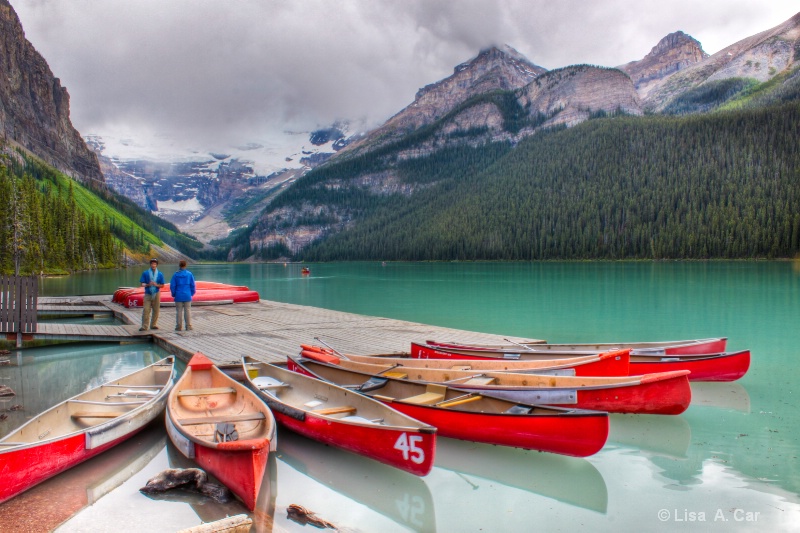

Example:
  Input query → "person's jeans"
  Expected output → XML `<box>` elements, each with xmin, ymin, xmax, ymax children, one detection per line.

<box><xmin>175</xmin><ymin>301</ymin><xmax>192</xmax><ymax>330</ymax></box>
<box><xmin>142</xmin><ymin>292</ymin><xmax>161</xmax><ymax>329</ymax></box>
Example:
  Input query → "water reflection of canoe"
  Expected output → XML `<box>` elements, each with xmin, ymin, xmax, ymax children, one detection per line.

<box><xmin>0</xmin><ymin>423</ymin><xmax>166</xmax><ymax>531</ymax></box>
<box><xmin>243</xmin><ymin>358</ymin><xmax>437</xmax><ymax>476</ymax></box>
<box><xmin>288</xmin><ymin>356</ymin><xmax>609</xmax><ymax>457</ymax></box>
<box><xmin>278</xmin><ymin>430</ymin><xmax>436</xmax><ymax>532</ymax></box>
<box><xmin>164</xmin><ymin>441</ymin><xmax>277</xmax><ymax>532</ymax></box>
<box><xmin>414</xmin><ymin>342</ymin><xmax>749</xmax><ymax>382</ymax></box>
<box><xmin>0</xmin><ymin>357</ymin><xmax>174</xmax><ymax>504</ymax></box>
<box><xmin>433</xmin><ymin>438</ymin><xmax>608</xmax><ymax>514</ymax></box>
<box><xmin>301</xmin><ymin>344</ymin><xmax>631</xmax><ymax>377</ymax></box>
<box><xmin>689</xmin><ymin>382</ymin><xmax>751</xmax><ymax>412</ymax></box>
<box><xmin>424</xmin><ymin>337</ymin><xmax>728</xmax><ymax>355</ymax></box>
<box><xmin>166</xmin><ymin>353</ymin><xmax>277</xmax><ymax>511</ymax></box>
<box><xmin>607</xmin><ymin>414</ymin><xmax>691</xmax><ymax>459</ymax></box>
<box><xmin>295</xmin><ymin>355</ymin><xmax>691</xmax><ymax>415</ymax></box>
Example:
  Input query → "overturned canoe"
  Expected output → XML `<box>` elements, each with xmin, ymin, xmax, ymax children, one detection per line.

<box><xmin>287</xmin><ymin>355</ymin><xmax>609</xmax><ymax>457</ymax></box>
<box><xmin>166</xmin><ymin>353</ymin><xmax>277</xmax><ymax>510</ymax></box>
<box><xmin>0</xmin><ymin>357</ymin><xmax>175</xmax><ymax>505</ymax></box>
<box><xmin>243</xmin><ymin>357</ymin><xmax>436</xmax><ymax>476</ymax></box>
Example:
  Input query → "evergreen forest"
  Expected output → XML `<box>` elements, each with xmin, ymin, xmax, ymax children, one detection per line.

<box><xmin>259</xmin><ymin>101</ymin><xmax>800</xmax><ymax>261</ymax></box>
<box><xmin>0</xmin><ymin>149</ymin><xmax>203</xmax><ymax>275</ymax></box>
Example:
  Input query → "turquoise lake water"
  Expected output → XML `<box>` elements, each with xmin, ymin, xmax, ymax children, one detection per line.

<box><xmin>3</xmin><ymin>261</ymin><xmax>798</xmax><ymax>531</ymax></box>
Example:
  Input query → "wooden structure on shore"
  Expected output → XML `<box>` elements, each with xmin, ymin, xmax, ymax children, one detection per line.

<box><xmin>23</xmin><ymin>296</ymin><xmax>543</xmax><ymax>365</ymax></box>
<box><xmin>1</xmin><ymin>276</ymin><xmax>38</xmax><ymax>347</ymax></box>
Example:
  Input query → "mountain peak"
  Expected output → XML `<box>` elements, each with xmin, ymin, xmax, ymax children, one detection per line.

<box><xmin>619</xmin><ymin>30</ymin><xmax>708</xmax><ymax>94</ymax></box>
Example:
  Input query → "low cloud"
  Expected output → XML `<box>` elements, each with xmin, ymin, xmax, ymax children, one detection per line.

<box><xmin>12</xmin><ymin>0</ymin><xmax>799</xmax><ymax>149</ymax></box>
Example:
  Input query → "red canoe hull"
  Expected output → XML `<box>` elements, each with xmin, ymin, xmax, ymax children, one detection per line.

<box><xmin>124</xmin><ymin>289</ymin><xmax>260</xmax><ymax>308</ymax></box>
<box><xmin>273</xmin><ymin>412</ymin><xmax>435</xmax><ymax>476</ymax></box>
<box><xmin>426</xmin><ymin>337</ymin><xmax>728</xmax><ymax>356</ymax></box>
<box><xmin>630</xmin><ymin>350</ymin><xmax>750</xmax><ymax>382</ymax></box>
<box><xmin>0</xmin><ymin>430</ymin><xmax>142</xmax><ymax>505</ymax></box>
<box><xmin>412</xmin><ymin>343</ymin><xmax>746</xmax><ymax>382</ymax></box>
<box><xmin>407</xmin><ymin>344</ymin><xmax>630</xmax><ymax>377</ymax></box>
<box><xmin>287</xmin><ymin>360</ymin><xmax>608</xmax><ymax>457</ymax></box>
<box><xmin>193</xmin><ymin>442</ymin><xmax>269</xmax><ymax>511</ymax></box>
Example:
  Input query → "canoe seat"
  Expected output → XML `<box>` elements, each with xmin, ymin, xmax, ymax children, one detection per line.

<box><xmin>402</xmin><ymin>384</ymin><xmax>447</xmax><ymax>405</ymax></box>
<box><xmin>177</xmin><ymin>412</ymin><xmax>266</xmax><ymax>426</ymax></box>
<box><xmin>382</xmin><ymin>371</ymin><xmax>408</xmax><ymax>379</ymax></box>
<box><xmin>341</xmin><ymin>415</ymin><xmax>377</xmax><ymax>424</ymax></box>
<box><xmin>436</xmin><ymin>395</ymin><xmax>482</xmax><ymax>408</ymax></box>
<box><xmin>252</xmin><ymin>377</ymin><xmax>290</xmax><ymax>390</ymax></box>
<box><xmin>372</xmin><ymin>394</ymin><xmax>395</xmax><ymax>402</ymax></box>
<box><xmin>177</xmin><ymin>387</ymin><xmax>236</xmax><ymax>397</ymax></box>
<box><xmin>313</xmin><ymin>405</ymin><xmax>357</xmax><ymax>416</ymax></box>
<box><xmin>504</xmin><ymin>405</ymin><xmax>532</xmax><ymax>415</ymax></box>
<box><xmin>462</xmin><ymin>376</ymin><xmax>496</xmax><ymax>386</ymax></box>
<box><xmin>71</xmin><ymin>411</ymin><xmax>127</xmax><ymax>419</ymax></box>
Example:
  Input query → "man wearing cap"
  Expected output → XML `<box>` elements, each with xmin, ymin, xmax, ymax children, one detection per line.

<box><xmin>139</xmin><ymin>258</ymin><xmax>165</xmax><ymax>331</ymax></box>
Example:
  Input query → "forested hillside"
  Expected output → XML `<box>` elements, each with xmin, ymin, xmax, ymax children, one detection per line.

<box><xmin>290</xmin><ymin>101</ymin><xmax>800</xmax><ymax>261</ymax></box>
<box><xmin>0</xmin><ymin>148</ymin><xmax>203</xmax><ymax>274</ymax></box>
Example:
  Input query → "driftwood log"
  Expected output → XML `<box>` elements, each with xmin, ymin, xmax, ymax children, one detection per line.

<box><xmin>139</xmin><ymin>468</ymin><xmax>233</xmax><ymax>503</ymax></box>
<box><xmin>287</xmin><ymin>504</ymin><xmax>337</xmax><ymax>529</ymax></box>
<box><xmin>176</xmin><ymin>514</ymin><xmax>253</xmax><ymax>533</ymax></box>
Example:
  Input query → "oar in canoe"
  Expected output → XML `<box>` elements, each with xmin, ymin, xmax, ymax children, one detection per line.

<box><xmin>286</xmin><ymin>355</ymin><xmax>609</xmax><ymax>457</ymax></box>
<box><xmin>166</xmin><ymin>353</ymin><xmax>277</xmax><ymax>511</ymax></box>
<box><xmin>425</xmin><ymin>337</ymin><xmax>728</xmax><ymax>355</ymax></box>
<box><xmin>242</xmin><ymin>357</ymin><xmax>437</xmax><ymax>476</ymax></box>
<box><xmin>292</xmin><ymin>354</ymin><xmax>691</xmax><ymax>415</ymax></box>
<box><xmin>0</xmin><ymin>357</ymin><xmax>175</xmax><ymax>505</ymax></box>
<box><xmin>300</xmin><ymin>344</ymin><xmax>631</xmax><ymax>377</ymax></box>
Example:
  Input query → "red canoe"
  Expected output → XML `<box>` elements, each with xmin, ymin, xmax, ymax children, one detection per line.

<box><xmin>287</xmin><ymin>355</ymin><xmax>609</xmax><ymax>457</ymax></box>
<box><xmin>166</xmin><ymin>353</ymin><xmax>277</xmax><ymax>510</ymax></box>
<box><xmin>425</xmin><ymin>337</ymin><xmax>728</xmax><ymax>356</ymax></box>
<box><xmin>0</xmin><ymin>357</ymin><xmax>174</xmax><ymax>505</ymax></box>
<box><xmin>294</xmin><ymin>354</ymin><xmax>691</xmax><ymax>415</ymax></box>
<box><xmin>412</xmin><ymin>342</ymin><xmax>749</xmax><ymax>382</ymax></box>
<box><xmin>112</xmin><ymin>282</ymin><xmax>254</xmax><ymax>305</ymax></box>
<box><xmin>123</xmin><ymin>288</ymin><xmax>260</xmax><ymax>308</ymax></box>
<box><xmin>243</xmin><ymin>357</ymin><xmax>437</xmax><ymax>476</ymax></box>
<box><xmin>300</xmin><ymin>344</ymin><xmax>631</xmax><ymax>377</ymax></box>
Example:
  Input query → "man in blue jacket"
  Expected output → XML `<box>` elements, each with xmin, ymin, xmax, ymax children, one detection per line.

<box><xmin>170</xmin><ymin>260</ymin><xmax>196</xmax><ymax>331</ymax></box>
<box><xmin>139</xmin><ymin>258</ymin><xmax>165</xmax><ymax>331</ymax></box>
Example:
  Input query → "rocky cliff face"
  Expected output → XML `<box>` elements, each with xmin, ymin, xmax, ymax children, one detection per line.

<box><xmin>619</xmin><ymin>31</ymin><xmax>708</xmax><ymax>99</ymax></box>
<box><xmin>341</xmin><ymin>45</ymin><xmax>546</xmax><ymax>156</ymax></box>
<box><xmin>518</xmin><ymin>65</ymin><xmax>643</xmax><ymax>128</ymax></box>
<box><xmin>637</xmin><ymin>14</ymin><xmax>800</xmax><ymax>111</ymax></box>
<box><xmin>0</xmin><ymin>0</ymin><xmax>102</xmax><ymax>183</ymax></box>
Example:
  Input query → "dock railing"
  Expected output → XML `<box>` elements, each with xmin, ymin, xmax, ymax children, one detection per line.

<box><xmin>0</xmin><ymin>275</ymin><xmax>38</xmax><ymax>346</ymax></box>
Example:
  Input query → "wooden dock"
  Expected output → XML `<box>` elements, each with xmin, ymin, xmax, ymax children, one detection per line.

<box><xmin>26</xmin><ymin>297</ymin><xmax>543</xmax><ymax>364</ymax></box>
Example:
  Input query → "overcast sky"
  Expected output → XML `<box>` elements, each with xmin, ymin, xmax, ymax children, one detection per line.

<box><xmin>11</xmin><ymin>0</ymin><xmax>800</xmax><ymax>150</ymax></box>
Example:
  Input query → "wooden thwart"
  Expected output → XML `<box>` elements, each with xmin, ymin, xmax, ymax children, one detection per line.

<box><xmin>177</xmin><ymin>387</ymin><xmax>236</xmax><ymax>397</ymax></box>
<box><xmin>177</xmin><ymin>412</ymin><xmax>267</xmax><ymax>426</ymax></box>
<box><xmin>402</xmin><ymin>384</ymin><xmax>447</xmax><ymax>405</ymax></box>
<box><xmin>313</xmin><ymin>405</ymin><xmax>357</xmax><ymax>416</ymax></box>
<box><xmin>71</xmin><ymin>411</ymin><xmax>127</xmax><ymax>419</ymax></box>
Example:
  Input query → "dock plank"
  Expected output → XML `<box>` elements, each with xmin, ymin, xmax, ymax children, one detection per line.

<box><xmin>31</xmin><ymin>297</ymin><xmax>543</xmax><ymax>364</ymax></box>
